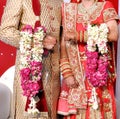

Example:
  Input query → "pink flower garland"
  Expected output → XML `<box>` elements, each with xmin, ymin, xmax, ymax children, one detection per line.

<box><xmin>86</xmin><ymin>51</ymin><xmax>108</xmax><ymax>87</ymax></box>
<box><xmin>20</xmin><ymin>25</ymin><xmax>46</xmax><ymax>98</ymax></box>
<box><xmin>20</xmin><ymin>61</ymin><xmax>42</xmax><ymax>97</ymax></box>
<box><xmin>19</xmin><ymin>25</ymin><xmax>46</xmax><ymax>115</ymax></box>
<box><xmin>86</xmin><ymin>23</ymin><xmax>109</xmax><ymax>87</ymax></box>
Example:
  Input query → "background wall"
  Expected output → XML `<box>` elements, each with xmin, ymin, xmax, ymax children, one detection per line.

<box><xmin>0</xmin><ymin>0</ymin><xmax>119</xmax><ymax>76</ymax></box>
<box><xmin>0</xmin><ymin>0</ymin><xmax>16</xmax><ymax>76</ymax></box>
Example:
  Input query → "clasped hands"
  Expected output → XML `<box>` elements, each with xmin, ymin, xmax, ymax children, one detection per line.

<box><xmin>43</xmin><ymin>33</ymin><xmax>79</xmax><ymax>88</ymax></box>
<box><xmin>43</xmin><ymin>31</ymin><xmax>77</xmax><ymax>50</ymax></box>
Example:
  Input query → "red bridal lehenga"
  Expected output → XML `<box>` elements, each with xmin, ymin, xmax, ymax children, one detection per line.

<box><xmin>57</xmin><ymin>1</ymin><xmax>119</xmax><ymax>119</ymax></box>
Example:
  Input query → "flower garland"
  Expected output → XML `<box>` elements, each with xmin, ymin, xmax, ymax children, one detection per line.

<box><xmin>19</xmin><ymin>25</ymin><xmax>46</xmax><ymax>115</ymax></box>
<box><xmin>86</xmin><ymin>23</ymin><xmax>109</xmax><ymax>87</ymax></box>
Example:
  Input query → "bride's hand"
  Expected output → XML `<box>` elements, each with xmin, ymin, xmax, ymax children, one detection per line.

<box><xmin>64</xmin><ymin>31</ymin><xmax>77</xmax><ymax>42</ymax></box>
<box><xmin>64</xmin><ymin>75</ymin><xmax>79</xmax><ymax>88</ymax></box>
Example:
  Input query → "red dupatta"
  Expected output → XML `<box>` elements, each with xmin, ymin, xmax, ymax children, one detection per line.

<box><xmin>63</xmin><ymin>3</ymin><xmax>87</xmax><ymax>109</ymax></box>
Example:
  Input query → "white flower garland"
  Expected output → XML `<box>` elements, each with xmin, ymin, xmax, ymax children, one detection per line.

<box><xmin>86</xmin><ymin>23</ymin><xmax>109</xmax><ymax>110</ymax></box>
<box><xmin>19</xmin><ymin>25</ymin><xmax>46</xmax><ymax>116</ymax></box>
<box><xmin>87</xmin><ymin>23</ymin><xmax>109</xmax><ymax>54</ymax></box>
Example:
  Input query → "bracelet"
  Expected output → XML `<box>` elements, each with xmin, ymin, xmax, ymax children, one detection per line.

<box><xmin>84</xmin><ymin>31</ymin><xmax>88</xmax><ymax>42</ymax></box>
<box><xmin>62</xmin><ymin>71</ymin><xmax>73</xmax><ymax>79</ymax></box>
<box><xmin>60</xmin><ymin>58</ymin><xmax>73</xmax><ymax>79</ymax></box>
<box><xmin>78</xmin><ymin>31</ymin><xmax>88</xmax><ymax>43</ymax></box>
<box><xmin>60</xmin><ymin>65</ymin><xmax>71</xmax><ymax>72</ymax></box>
<box><xmin>61</xmin><ymin>68</ymin><xmax>72</xmax><ymax>74</ymax></box>
<box><xmin>60</xmin><ymin>58</ymin><xmax>69</xmax><ymax>63</ymax></box>
<box><xmin>60</xmin><ymin>62</ymin><xmax>71</xmax><ymax>71</ymax></box>
<box><xmin>80</xmin><ymin>31</ymin><xmax>84</xmax><ymax>42</ymax></box>
<box><xmin>60</xmin><ymin>61</ymin><xmax>70</xmax><ymax>67</ymax></box>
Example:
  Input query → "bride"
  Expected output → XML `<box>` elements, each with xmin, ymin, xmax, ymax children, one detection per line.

<box><xmin>57</xmin><ymin>0</ymin><xmax>119</xmax><ymax>118</ymax></box>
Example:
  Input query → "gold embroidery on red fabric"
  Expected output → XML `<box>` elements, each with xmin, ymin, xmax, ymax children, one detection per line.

<box><xmin>65</xmin><ymin>41</ymin><xmax>87</xmax><ymax>109</ymax></box>
<box><xmin>63</xmin><ymin>3</ymin><xmax>77</xmax><ymax>32</ymax></box>
<box><xmin>77</xmin><ymin>2</ymin><xmax>104</xmax><ymax>24</ymax></box>
<box><xmin>102</xmin><ymin>89</ymin><xmax>113</xmax><ymax>118</ymax></box>
<box><xmin>60</xmin><ymin>91</ymin><xmax>68</xmax><ymax>98</ymax></box>
<box><xmin>63</xmin><ymin>3</ymin><xmax>88</xmax><ymax>109</ymax></box>
<box><xmin>68</xmin><ymin>88</ymin><xmax>87</xmax><ymax>108</ymax></box>
<box><xmin>103</xmin><ymin>8</ymin><xmax>118</xmax><ymax>22</ymax></box>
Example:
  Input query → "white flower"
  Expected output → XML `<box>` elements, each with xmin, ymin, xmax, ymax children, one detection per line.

<box><xmin>27</xmin><ymin>108</ymin><xmax>40</xmax><ymax>116</ymax></box>
<box><xmin>87</xmin><ymin>23</ymin><xmax>108</xmax><ymax>54</ymax></box>
<box><xmin>90</xmin><ymin>88</ymin><xmax>98</xmax><ymax>110</ymax></box>
<box><xmin>92</xmin><ymin>101</ymin><xmax>98</xmax><ymax>110</ymax></box>
<box><xmin>19</xmin><ymin>26</ymin><xmax>46</xmax><ymax>115</ymax></box>
<box><xmin>27</xmin><ymin>97</ymin><xmax>40</xmax><ymax>116</ymax></box>
<box><xmin>87</xmin><ymin>39</ymin><xmax>96</xmax><ymax>51</ymax></box>
<box><xmin>20</xmin><ymin>26</ymin><xmax>45</xmax><ymax>67</ymax></box>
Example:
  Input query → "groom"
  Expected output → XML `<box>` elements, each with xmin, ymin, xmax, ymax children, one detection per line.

<box><xmin>0</xmin><ymin>0</ymin><xmax>62</xmax><ymax>119</ymax></box>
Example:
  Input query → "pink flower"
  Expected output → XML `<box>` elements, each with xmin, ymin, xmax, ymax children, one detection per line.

<box><xmin>86</xmin><ymin>49</ymin><xmax>108</xmax><ymax>87</ymax></box>
<box><xmin>20</xmin><ymin>25</ymin><xmax>45</xmax><ymax>99</ymax></box>
<box><xmin>31</xmin><ymin>61</ymin><xmax>41</xmax><ymax>66</ymax></box>
<box><xmin>22</xmin><ymin>25</ymin><xmax>33</xmax><ymax>34</ymax></box>
<box><xmin>20</xmin><ymin>68</ymin><xmax>31</xmax><ymax>82</ymax></box>
<box><xmin>34</xmin><ymin>26</ymin><xmax>46</xmax><ymax>33</ymax></box>
<box><xmin>86</xmin><ymin>23</ymin><xmax>108</xmax><ymax>87</ymax></box>
<box><xmin>21</xmin><ymin>68</ymin><xmax>31</xmax><ymax>76</ymax></box>
<box><xmin>86</xmin><ymin>51</ymin><xmax>98</xmax><ymax>59</ymax></box>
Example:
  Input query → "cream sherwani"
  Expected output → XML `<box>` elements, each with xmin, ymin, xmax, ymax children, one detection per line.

<box><xmin>0</xmin><ymin>0</ymin><xmax>62</xmax><ymax>119</ymax></box>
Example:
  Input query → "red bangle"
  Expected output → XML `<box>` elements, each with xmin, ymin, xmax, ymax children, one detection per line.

<box><xmin>62</xmin><ymin>71</ymin><xmax>73</xmax><ymax>79</ymax></box>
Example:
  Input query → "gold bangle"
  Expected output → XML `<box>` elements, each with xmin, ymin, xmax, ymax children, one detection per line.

<box><xmin>84</xmin><ymin>31</ymin><xmax>88</xmax><ymax>42</ymax></box>
<box><xmin>63</xmin><ymin>72</ymin><xmax>73</xmax><ymax>79</ymax></box>
<box><xmin>60</xmin><ymin>61</ymin><xmax>70</xmax><ymax>67</ymax></box>
<box><xmin>79</xmin><ymin>31</ymin><xmax>83</xmax><ymax>42</ymax></box>
<box><xmin>61</xmin><ymin>68</ymin><xmax>72</xmax><ymax>74</ymax></box>
<box><xmin>60</xmin><ymin>65</ymin><xmax>71</xmax><ymax>71</ymax></box>
<box><xmin>61</xmin><ymin>67</ymin><xmax>71</xmax><ymax>72</ymax></box>
<box><xmin>75</xmin><ymin>31</ymin><xmax>79</xmax><ymax>42</ymax></box>
<box><xmin>60</xmin><ymin>62</ymin><xmax>71</xmax><ymax>67</ymax></box>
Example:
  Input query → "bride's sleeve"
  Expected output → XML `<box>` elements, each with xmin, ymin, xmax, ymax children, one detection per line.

<box><xmin>103</xmin><ymin>1</ymin><xmax>119</xmax><ymax>22</ymax></box>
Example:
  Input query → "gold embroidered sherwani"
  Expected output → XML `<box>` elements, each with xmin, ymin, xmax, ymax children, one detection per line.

<box><xmin>0</xmin><ymin>0</ymin><xmax>62</xmax><ymax>119</ymax></box>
